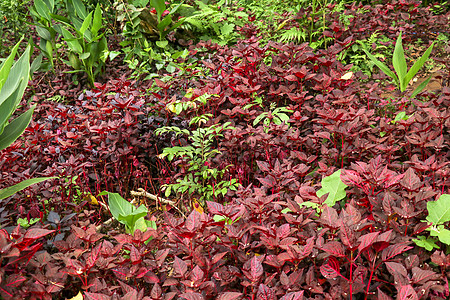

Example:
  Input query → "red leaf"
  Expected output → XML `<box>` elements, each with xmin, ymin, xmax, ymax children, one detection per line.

<box><xmin>321</xmin><ymin>241</ymin><xmax>346</xmax><ymax>257</ymax></box>
<box><xmin>24</xmin><ymin>228</ymin><xmax>55</xmax><ymax>240</ymax></box>
<box><xmin>400</xmin><ymin>168</ymin><xmax>421</xmax><ymax>191</ymax></box>
<box><xmin>217</xmin><ymin>292</ymin><xmax>243</xmax><ymax>300</ymax></box>
<box><xmin>244</xmin><ymin>256</ymin><xmax>263</xmax><ymax>282</ymax></box>
<box><xmin>185</xmin><ymin>210</ymin><xmax>201</xmax><ymax>232</ymax></box>
<box><xmin>357</xmin><ymin>231</ymin><xmax>379</xmax><ymax>253</ymax></box>
<box><xmin>377</xmin><ymin>287</ymin><xmax>393</xmax><ymax>300</ymax></box>
<box><xmin>190</xmin><ymin>265</ymin><xmax>205</xmax><ymax>283</ymax></box>
<box><xmin>173</xmin><ymin>256</ymin><xmax>188</xmax><ymax>277</ymax></box>
<box><xmin>319</xmin><ymin>206</ymin><xmax>340</xmax><ymax>229</ymax></box>
<box><xmin>206</xmin><ymin>201</ymin><xmax>224</xmax><ymax>214</ymax></box>
<box><xmin>382</xmin><ymin>244</ymin><xmax>413</xmax><ymax>261</ymax></box>
<box><xmin>284</xmin><ymin>74</ymin><xmax>298</xmax><ymax>82</ymax></box>
<box><xmin>320</xmin><ymin>257</ymin><xmax>344</xmax><ymax>279</ymax></box>
<box><xmin>150</xmin><ymin>283</ymin><xmax>162</xmax><ymax>299</ymax></box>
<box><xmin>280</xmin><ymin>291</ymin><xmax>304</xmax><ymax>300</ymax></box>
<box><xmin>130</xmin><ymin>245</ymin><xmax>141</xmax><ymax>264</ymax></box>
<box><xmin>276</xmin><ymin>224</ymin><xmax>291</xmax><ymax>240</ymax></box>
<box><xmin>397</xmin><ymin>285</ymin><xmax>418</xmax><ymax>300</ymax></box>
<box><xmin>84</xmin><ymin>292</ymin><xmax>111</xmax><ymax>300</ymax></box>
<box><xmin>180</xmin><ymin>292</ymin><xmax>204</xmax><ymax>300</ymax></box>
<box><xmin>211</xmin><ymin>252</ymin><xmax>228</xmax><ymax>265</ymax></box>
<box><xmin>385</xmin><ymin>262</ymin><xmax>408</xmax><ymax>278</ymax></box>
<box><xmin>339</xmin><ymin>223</ymin><xmax>356</xmax><ymax>249</ymax></box>
<box><xmin>411</xmin><ymin>267</ymin><xmax>439</xmax><ymax>285</ymax></box>
<box><xmin>256</xmin><ymin>284</ymin><xmax>276</xmax><ymax>300</ymax></box>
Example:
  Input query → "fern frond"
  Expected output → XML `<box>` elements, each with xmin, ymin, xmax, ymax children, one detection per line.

<box><xmin>279</xmin><ymin>27</ymin><xmax>306</xmax><ymax>44</ymax></box>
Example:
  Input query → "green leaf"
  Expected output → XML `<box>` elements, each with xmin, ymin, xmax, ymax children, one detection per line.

<box><xmin>79</xmin><ymin>11</ymin><xmax>93</xmax><ymax>35</ymax></box>
<box><xmin>316</xmin><ymin>169</ymin><xmax>348</xmax><ymax>207</ymax></box>
<box><xmin>429</xmin><ymin>225</ymin><xmax>450</xmax><ymax>245</ymax></box>
<box><xmin>253</xmin><ymin>112</ymin><xmax>267</xmax><ymax>126</ymax></box>
<box><xmin>363</xmin><ymin>49</ymin><xmax>398</xmax><ymax>86</ymax></box>
<box><xmin>412</xmin><ymin>236</ymin><xmax>439</xmax><ymax>251</ymax></box>
<box><xmin>426</xmin><ymin>194</ymin><xmax>450</xmax><ymax>225</ymax></box>
<box><xmin>157</xmin><ymin>15</ymin><xmax>173</xmax><ymax>32</ymax></box>
<box><xmin>0</xmin><ymin>105</ymin><xmax>36</xmax><ymax>151</ymax></box>
<box><xmin>150</xmin><ymin>0</ymin><xmax>165</xmax><ymax>22</ymax></box>
<box><xmin>404</xmin><ymin>43</ymin><xmax>434</xmax><ymax>89</ymax></box>
<box><xmin>410</xmin><ymin>75</ymin><xmax>432</xmax><ymax>98</ymax></box>
<box><xmin>79</xmin><ymin>52</ymin><xmax>90</xmax><ymax>60</ymax></box>
<box><xmin>118</xmin><ymin>205</ymin><xmax>148</xmax><ymax>228</ymax></box>
<box><xmin>0</xmin><ymin>176</ymin><xmax>57</xmax><ymax>200</ymax></box>
<box><xmin>0</xmin><ymin>46</ymin><xmax>31</xmax><ymax>132</ymax></box>
<box><xmin>60</xmin><ymin>28</ymin><xmax>83</xmax><ymax>53</ymax></box>
<box><xmin>72</xmin><ymin>0</ymin><xmax>87</xmax><ymax>19</ymax></box>
<box><xmin>34</xmin><ymin>0</ymin><xmax>51</xmax><ymax>20</ymax></box>
<box><xmin>91</xmin><ymin>4</ymin><xmax>103</xmax><ymax>37</ymax></box>
<box><xmin>156</xmin><ymin>40</ymin><xmax>168</xmax><ymax>48</ymax></box>
<box><xmin>35</xmin><ymin>26</ymin><xmax>52</xmax><ymax>41</ymax></box>
<box><xmin>0</xmin><ymin>38</ymin><xmax>22</xmax><ymax>90</ymax></box>
<box><xmin>392</xmin><ymin>32</ymin><xmax>407</xmax><ymax>91</ymax></box>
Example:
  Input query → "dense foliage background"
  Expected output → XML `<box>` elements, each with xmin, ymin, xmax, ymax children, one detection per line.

<box><xmin>0</xmin><ymin>0</ymin><xmax>450</xmax><ymax>299</ymax></box>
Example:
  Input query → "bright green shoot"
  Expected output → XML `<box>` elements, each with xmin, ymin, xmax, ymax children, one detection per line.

<box><xmin>363</xmin><ymin>32</ymin><xmax>435</xmax><ymax>98</ymax></box>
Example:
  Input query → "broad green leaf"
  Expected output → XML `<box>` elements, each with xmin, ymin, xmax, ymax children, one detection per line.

<box><xmin>34</xmin><ymin>0</ymin><xmax>51</xmax><ymax>20</ymax></box>
<box><xmin>0</xmin><ymin>46</ymin><xmax>31</xmax><ymax>130</ymax></box>
<box><xmin>393</xmin><ymin>32</ymin><xmax>407</xmax><ymax>91</ymax></box>
<box><xmin>157</xmin><ymin>15</ymin><xmax>173</xmax><ymax>32</ymax></box>
<box><xmin>0</xmin><ymin>176</ymin><xmax>57</xmax><ymax>200</ymax></box>
<box><xmin>79</xmin><ymin>52</ymin><xmax>90</xmax><ymax>60</ymax></box>
<box><xmin>429</xmin><ymin>225</ymin><xmax>450</xmax><ymax>245</ymax></box>
<box><xmin>0</xmin><ymin>38</ymin><xmax>22</xmax><ymax>90</ymax></box>
<box><xmin>412</xmin><ymin>236</ymin><xmax>439</xmax><ymax>251</ymax></box>
<box><xmin>118</xmin><ymin>205</ymin><xmax>148</xmax><ymax>228</ymax></box>
<box><xmin>0</xmin><ymin>105</ymin><xmax>36</xmax><ymax>150</ymax></box>
<box><xmin>410</xmin><ymin>75</ymin><xmax>432</xmax><ymax>98</ymax></box>
<box><xmin>316</xmin><ymin>169</ymin><xmax>348</xmax><ymax>207</ymax></box>
<box><xmin>108</xmin><ymin>192</ymin><xmax>133</xmax><ymax>222</ymax></box>
<box><xmin>363</xmin><ymin>49</ymin><xmax>398</xmax><ymax>86</ymax></box>
<box><xmin>91</xmin><ymin>4</ymin><xmax>103</xmax><ymax>37</ymax></box>
<box><xmin>131</xmin><ymin>217</ymin><xmax>147</xmax><ymax>234</ymax></box>
<box><xmin>150</xmin><ymin>0</ymin><xmax>166</xmax><ymax>21</ymax></box>
<box><xmin>426</xmin><ymin>194</ymin><xmax>450</xmax><ymax>225</ymax></box>
<box><xmin>404</xmin><ymin>43</ymin><xmax>434</xmax><ymax>89</ymax></box>
<box><xmin>35</xmin><ymin>26</ymin><xmax>52</xmax><ymax>41</ymax></box>
<box><xmin>72</xmin><ymin>0</ymin><xmax>87</xmax><ymax>19</ymax></box>
<box><xmin>79</xmin><ymin>11</ymin><xmax>93</xmax><ymax>35</ymax></box>
<box><xmin>60</xmin><ymin>28</ymin><xmax>83</xmax><ymax>53</ymax></box>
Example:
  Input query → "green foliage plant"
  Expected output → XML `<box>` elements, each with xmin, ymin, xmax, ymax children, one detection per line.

<box><xmin>57</xmin><ymin>0</ymin><xmax>109</xmax><ymax>87</ymax></box>
<box><xmin>253</xmin><ymin>104</ymin><xmax>292</xmax><ymax>133</ymax></box>
<box><xmin>107</xmin><ymin>192</ymin><xmax>156</xmax><ymax>234</ymax></box>
<box><xmin>413</xmin><ymin>194</ymin><xmax>450</xmax><ymax>251</ymax></box>
<box><xmin>155</xmin><ymin>116</ymin><xmax>239</xmax><ymax>204</ymax></box>
<box><xmin>0</xmin><ymin>0</ymin><xmax>31</xmax><ymax>56</ymax></box>
<box><xmin>32</xmin><ymin>0</ymin><xmax>110</xmax><ymax>86</ymax></box>
<box><xmin>0</xmin><ymin>40</ymin><xmax>56</xmax><ymax>201</ymax></box>
<box><xmin>363</xmin><ymin>31</ymin><xmax>435</xmax><ymax>98</ymax></box>
<box><xmin>30</xmin><ymin>0</ymin><xmax>60</xmax><ymax>71</ymax></box>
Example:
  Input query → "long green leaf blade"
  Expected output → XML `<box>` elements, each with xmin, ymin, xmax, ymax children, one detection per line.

<box><xmin>410</xmin><ymin>75</ymin><xmax>432</xmax><ymax>98</ymax></box>
<box><xmin>91</xmin><ymin>4</ymin><xmax>103</xmax><ymax>37</ymax></box>
<box><xmin>0</xmin><ymin>105</ymin><xmax>35</xmax><ymax>150</ymax></box>
<box><xmin>363</xmin><ymin>49</ymin><xmax>398</xmax><ymax>86</ymax></box>
<box><xmin>0</xmin><ymin>176</ymin><xmax>57</xmax><ymax>200</ymax></box>
<box><xmin>404</xmin><ymin>43</ymin><xmax>434</xmax><ymax>88</ymax></box>
<box><xmin>0</xmin><ymin>39</ymin><xmax>22</xmax><ymax>90</ymax></box>
<box><xmin>0</xmin><ymin>46</ymin><xmax>31</xmax><ymax>129</ymax></box>
<box><xmin>392</xmin><ymin>32</ymin><xmax>407</xmax><ymax>91</ymax></box>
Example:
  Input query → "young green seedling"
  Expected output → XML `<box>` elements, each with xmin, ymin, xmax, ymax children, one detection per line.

<box><xmin>363</xmin><ymin>31</ymin><xmax>434</xmax><ymax>98</ymax></box>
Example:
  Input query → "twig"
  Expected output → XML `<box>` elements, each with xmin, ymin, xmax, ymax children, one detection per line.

<box><xmin>131</xmin><ymin>188</ymin><xmax>185</xmax><ymax>217</ymax></box>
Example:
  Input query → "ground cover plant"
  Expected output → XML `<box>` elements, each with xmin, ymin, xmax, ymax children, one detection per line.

<box><xmin>0</xmin><ymin>0</ymin><xmax>450</xmax><ymax>299</ymax></box>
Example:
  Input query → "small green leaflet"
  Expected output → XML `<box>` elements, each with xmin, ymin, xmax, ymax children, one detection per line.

<box><xmin>412</xmin><ymin>236</ymin><xmax>440</xmax><ymax>251</ymax></box>
<box><xmin>317</xmin><ymin>170</ymin><xmax>348</xmax><ymax>207</ymax></box>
